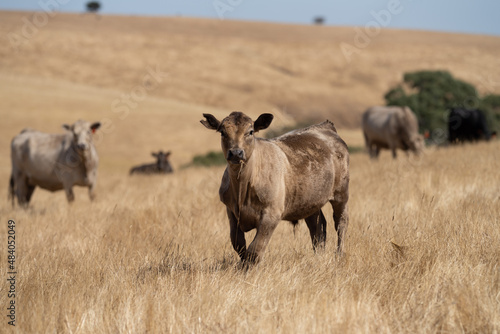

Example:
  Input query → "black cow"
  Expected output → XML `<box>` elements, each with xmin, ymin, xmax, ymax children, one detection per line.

<box><xmin>130</xmin><ymin>151</ymin><xmax>173</xmax><ymax>175</ymax></box>
<box><xmin>448</xmin><ymin>108</ymin><xmax>491</xmax><ymax>143</ymax></box>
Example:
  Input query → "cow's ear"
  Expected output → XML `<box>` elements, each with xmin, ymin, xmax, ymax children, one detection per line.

<box><xmin>90</xmin><ymin>122</ymin><xmax>101</xmax><ymax>132</ymax></box>
<box><xmin>200</xmin><ymin>114</ymin><xmax>221</xmax><ymax>131</ymax></box>
<box><xmin>62</xmin><ymin>124</ymin><xmax>72</xmax><ymax>131</ymax></box>
<box><xmin>254</xmin><ymin>113</ymin><xmax>274</xmax><ymax>132</ymax></box>
<box><xmin>165</xmin><ymin>151</ymin><xmax>171</xmax><ymax>157</ymax></box>
<box><xmin>152</xmin><ymin>152</ymin><xmax>158</xmax><ymax>158</ymax></box>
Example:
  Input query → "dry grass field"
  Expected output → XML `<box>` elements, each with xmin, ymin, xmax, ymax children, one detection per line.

<box><xmin>1</xmin><ymin>10</ymin><xmax>500</xmax><ymax>333</ymax></box>
<box><xmin>2</xmin><ymin>11</ymin><xmax>500</xmax><ymax>127</ymax></box>
<box><xmin>1</xmin><ymin>140</ymin><xmax>499</xmax><ymax>333</ymax></box>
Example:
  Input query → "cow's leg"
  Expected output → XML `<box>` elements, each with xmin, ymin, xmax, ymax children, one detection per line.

<box><xmin>367</xmin><ymin>144</ymin><xmax>374</xmax><ymax>158</ymax></box>
<box><xmin>9</xmin><ymin>175</ymin><xmax>15</xmax><ymax>207</ymax></box>
<box><xmin>304</xmin><ymin>210</ymin><xmax>327</xmax><ymax>251</ymax></box>
<box><xmin>368</xmin><ymin>143</ymin><xmax>377</xmax><ymax>159</ymax></box>
<box><xmin>391</xmin><ymin>146</ymin><xmax>397</xmax><ymax>159</ymax></box>
<box><xmin>227</xmin><ymin>209</ymin><xmax>246</xmax><ymax>261</ymax></box>
<box><xmin>331</xmin><ymin>200</ymin><xmax>349</xmax><ymax>254</ymax></box>
<box><xmin>245</xmin><ymin>214</ymin><xmax>280</xmax><ymax>263</ymax></box>
<box><xmin>25</xmin><ymin>184</ymin><xmax>36</xmax><ymax>204</ymax></box>
<box><xmin>15</xmin><ymin>174</ymin><xmax>30</xmax><ymax>207</ymax></box>
<box><xmin>64</xmin><ymin>186</ymin><xmax>75</xmax><ymax>202</ymax></box>
<box><xmin>88</xmin><ymin>183</ymin><xmax>96</xmax><ymax>201</ymax></box>
<box><xmin>371</xmin><ymin>145</ymin><xmax>380</xmax><ymax>159</ymax></box>
<box><xmin>290</xmin><ymin>220</ymin><xmax>299</xmax><ymax>236</ymax></box>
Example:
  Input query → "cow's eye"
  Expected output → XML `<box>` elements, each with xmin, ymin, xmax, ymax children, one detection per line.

<box><xmin>220</xmin><ymin>131</ymin><xmax>227</xmax><ymax>138</ymax></box>
<box><xmin>248</xmin><ymin>130</ymin><xmax>254</xmax><ymax>136</ymax></box>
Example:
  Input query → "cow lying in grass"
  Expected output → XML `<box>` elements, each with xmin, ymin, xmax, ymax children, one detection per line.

<box><xmin>129</xmin><ymin>151</ymin><xmax>173</xmax><ymax>175</ymax></box>
<box><xmin>201</xmin><ymin>111</ymin><xmax>349</xmax><ymax>263</ymax></box>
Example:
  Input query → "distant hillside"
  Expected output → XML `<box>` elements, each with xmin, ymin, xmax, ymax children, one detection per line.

<box><xmin>2</xmin><ymin>11</ymin><xmax>500</xmax><ymax>128</ymax></box>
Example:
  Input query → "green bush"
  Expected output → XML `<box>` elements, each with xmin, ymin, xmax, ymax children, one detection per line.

<box><xmin>188</xmin><ymin>151</ymin><xmax>226</xmax><ymax>168</ymax></box>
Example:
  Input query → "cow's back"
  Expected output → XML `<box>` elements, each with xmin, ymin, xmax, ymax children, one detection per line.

<box><xmin>270</xmin><ymin>121</ymin><xmax>349</xmax><ymax>220</ymax></box>
<box><xmin>275</xmin><ymin>121</ymin><xmax>346</xmax><ymax>170</ymax></box>
<box><xmin>130</xmin><ymin>163</ymin><xmax>158</xmax><ymax>175</ymax></box>
<box><xmin>362</xmin><ymin>106</ymin><xmax>402</xmax><ymax>144</ymax></box>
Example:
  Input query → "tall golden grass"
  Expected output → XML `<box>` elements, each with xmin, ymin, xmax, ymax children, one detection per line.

<box><xmin>1</xmin><ymin>140</ymin><xmax>499</xmax><ymax>333</ymax></box>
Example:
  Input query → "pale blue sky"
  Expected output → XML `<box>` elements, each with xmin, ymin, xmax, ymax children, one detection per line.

<box><xmin>2</xmin><ymin>0</ymin><xmax>500</xmax><ymax>36</ymax></box>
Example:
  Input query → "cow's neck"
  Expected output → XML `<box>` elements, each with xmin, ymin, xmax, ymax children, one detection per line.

<box><xmin>71</xmin><ymin>142</ymin><xmax>95</xmax><ymax>177</ymax></box>
<box><xmin>228</xmin><ymin>157</ymin><xmax>253</xmax><ymax>185</ymax></box>
<box><xmin>227</xmin><ymin>155</ymin><xmax>255</xmax><ymax>215</ymax></box>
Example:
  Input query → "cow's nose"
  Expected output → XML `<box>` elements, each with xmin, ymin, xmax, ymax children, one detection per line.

<box><xmin>77</xmin><ymin>143</ymin><xmax>87</xmax><ymax>151</ymax></box>
<box><xmin>227</xmin><ymin>149</ymin><xmax>245</xmax><ymax>163</ymax></box>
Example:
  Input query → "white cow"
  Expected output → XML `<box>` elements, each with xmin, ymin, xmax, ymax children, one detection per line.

<box><xmin>362</xmin><ymin>106</ymin><xmax>424</xmax><ymax>159</ymax></box>
<box><xmin>9</xmin><ymin>120</ymin><xmax>101</xmax><ymax>206</ymax></box>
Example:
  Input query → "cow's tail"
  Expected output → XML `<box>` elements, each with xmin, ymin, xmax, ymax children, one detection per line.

<box><xmin>8</xmin><ymin>174</ymin><xmax>15</xmax><ymax>207</ymax></box>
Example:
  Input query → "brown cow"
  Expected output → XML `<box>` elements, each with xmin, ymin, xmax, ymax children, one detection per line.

<box><xmin>201</xmin><ymin>111</ymin><xmax>349</xmax><ymax>263</ymax></box>
<box><xmin>9</xmin><ymin>120</ymin><xmax>101</xmax><ymax>206</ymax></box>
<box><xmin>362</xmin><ymin>106</ymin><xmax>424</xmax><ymax>159</ymax></box>
<box><xmin>130</xmin><ymin>151</ymin><xmax>173</xmax><ymax>175</ymax></box>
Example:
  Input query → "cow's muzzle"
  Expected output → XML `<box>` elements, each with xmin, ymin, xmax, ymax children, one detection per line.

<box><xmin>227</xmin><ymin>148</ymin><xmax>245</xmax><ymax>164</ymax></box>
<box><xmin>77</xmin><ymin>143</ymin><xmax>88</xmax><ymax>151</ymax></box>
